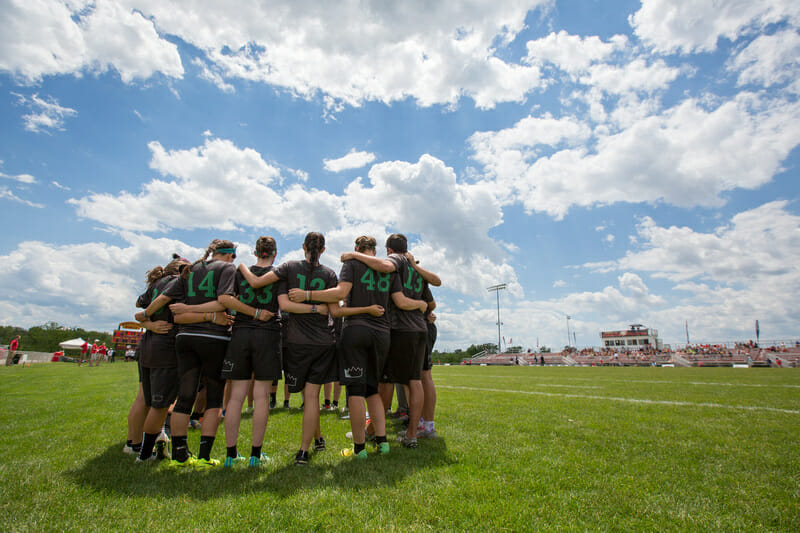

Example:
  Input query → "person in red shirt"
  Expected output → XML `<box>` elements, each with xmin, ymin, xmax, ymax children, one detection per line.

<box><xmin>79</xmin><ymin>341</ymin><xmax>89</xmax><ymax>367</ymax></box>
<box><xmin>6</xmin><ymin>335</ymin><xmax>20</xmax><ymax>366</ymax></box>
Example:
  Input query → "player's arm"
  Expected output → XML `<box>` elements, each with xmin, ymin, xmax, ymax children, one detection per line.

<box><xmin>135</xmin><ymin>293</ymin><xmax>172</xmax><ymax>322</ymax></box>
<box><xmin>391</xmin><ymin>291</ymin><xmax>427</xmax><ymax>313</ymax></box>
<box><xmin>340</xmin><ymin>252</ymin><xmax>394</xmax><ymax>273</ymax></box>
<box><xmin>405</xmin><ymin>251</ymin><xmax>441</xmax><ymax>286</ymax></box>
<box><xmin>237</xmin><ymin>263</ymin><xmax>280</xmax><ymax>289</ymax></box>
<box><xmin>138</xmin><ymin>319</ymin><xmax>172</xmax><ymax>334</ymax></box>
<box><xmin>218</xmin><ymin>294</ymin><xmax>275</xmax><ymax>322</ymax></box>
<box><xmin>173</xmin><ymin>311</ymin><xmax>233</xmax><ymax>326</ymax></box>
<box><xmin>278</xmin><ymin>294</ymin><xmax>329</xmax><ymax>315</ymax></box>
<box><xmin>329</xmin><ymin>303</ymin><xmax>384</xmax><ymax>318</ymax></box>
<box><xmin>288</xmin><ymin>282</ymin><xmax>352</xmax><ymax>303</ymax></box>
<box><xmin>168</xmin><ymin>301</ymin><xmax>226</xmax><ymax>314</ymax></box>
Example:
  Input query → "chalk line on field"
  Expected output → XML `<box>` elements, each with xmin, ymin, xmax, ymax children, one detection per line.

<box><xmin>437</xmin><ymin>385</ymin><xmax>800</xmax><ymax>414</ymax></box>
<box><xmin>444</xmin><ymin>373</ymin><xmax>800</xmax><ymax>389</ymax></box>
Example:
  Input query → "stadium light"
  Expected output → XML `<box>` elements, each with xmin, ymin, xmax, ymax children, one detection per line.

<box><xmin>487</xmin><ymin>283</ymin><xmax>506</xmax><ymax>354</ymax></box>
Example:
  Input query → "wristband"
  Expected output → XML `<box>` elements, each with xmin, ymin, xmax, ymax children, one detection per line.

<box><xmin>311</xmin><ymin>304</ymin><xmax>317</xmax><ymax>314</ymax></box>
<box><xmin>212</xmin><ymin>312</ymin><xmax>217</xmax><ymax>323</ymax></box>
<box><xmin>306</xmin><ymin>290</ymin><xmax>310</xmax><ymax>301</ymax></box>
<box><xmin>254</xmin><ymin>309</ymin><xmax>260</xmax><ymax>320</ymax></box>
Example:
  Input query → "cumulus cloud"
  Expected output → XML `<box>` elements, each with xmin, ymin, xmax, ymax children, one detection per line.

<box><xmin>469</xmin><ymin>93</ymin><xmax>800</xmax><ymax>218</ymax></box>
<box><xmin>323</xmin><ymin>149</ymin><xmax>377</xmax><ymax>172</ymax></box>
<box><xmin>630</xmin><ymin>0</ymin><xmax>800</xmax><ymax>54</ymax></box>
<box><xmin>0</xmin><ymin>0</ymin><xmax>183</xmax><ymax>83</ymax></box>
<box><xmin>728</xmin><ymin>29</ymin><xmax>800</xmax><ymax>89</ymax></box>
<box><xmin>12</xmin><ymin>93</ymin><xmax>77</xmax><ymax>134</ymax></box>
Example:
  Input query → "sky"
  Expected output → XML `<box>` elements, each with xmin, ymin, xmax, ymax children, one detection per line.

<box><xmin>0</xmin><ymin>0</ymin><xmax>798</xmax><ymax>351</ymax></box>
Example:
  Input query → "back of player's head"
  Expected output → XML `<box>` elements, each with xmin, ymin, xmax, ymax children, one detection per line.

<box><xmin>304</xmin><ymin>232</ymin><xmax>325</xmax><ymax>266</ymax></box>
<box><xmin>164</xmin><ymin>255</ymin><xmax>190</xmax><ymax>277</ymax></box>
<box><xmin>385</xmin><ymin>233</ymin><xmax>407</xmax><ymax>253</ymax></box>
<box><xmin>255</xmin><ymin>236</ymin><xmax>277</xmax><ymax>258</ymax></box>
<box><xmin>146</xmin><ymin>265</ymin><xmax>164</xmax><ymax>285</ymax></box>
<box><xmin>355</xmin><ymin>235</ymin><xmax>376</xmax><ymax>253</ymax></box>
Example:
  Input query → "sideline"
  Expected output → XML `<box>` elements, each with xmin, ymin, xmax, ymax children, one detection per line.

<box><xmin>442</xmin><ymin>373</ymin><xmax>800</xmax><ymax>389</ymax></box>
<box><xmin>437</xmin><ymin>385</ymin><xmax>800</xmax><ymax>415</ymax></box>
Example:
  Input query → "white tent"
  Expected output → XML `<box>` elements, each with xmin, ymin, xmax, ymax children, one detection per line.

<box><xmin>59</xmin><ymin>338</ymin><xmax>86</xmax><ymax>350</ymax></box>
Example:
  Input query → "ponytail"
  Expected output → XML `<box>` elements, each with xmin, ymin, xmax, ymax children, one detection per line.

<box><xmin>146</xmin><ymin>266</ymin><xmax>165</xmax><ymax>285</ymax></box>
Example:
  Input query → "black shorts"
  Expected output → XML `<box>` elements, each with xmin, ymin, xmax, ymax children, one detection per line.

<box><xmin>339</xmin><ymin>325</ymin><xmax>390</xmax><ymax>397</ymax></box>
<box><xmin>383</xmin><ymin>330</ymin><xmax>426</xmax><ymax>384</ymax></box>
<box><xmin>175</xmin><ymin>335</ymin><xmax>229</xmax><ymax>410</ymax></box>
<box><xmin>283</xmin><ymin>343</ymin><xmax>336</xmax><ymax>393</ymax></box>
<box><xmin>141</xmin><ymin>366</ymin><xmax>179</xmax><ymax>408</ymax></box>
<box><xmin>423</xmin><ymin>322</ymin><xmax>438</xmax><ymax>371</ymax></box>
<box><xmin>222</xmin><ymin>328</ymin><xmax>282</xmax><ymax>381</ymax></box>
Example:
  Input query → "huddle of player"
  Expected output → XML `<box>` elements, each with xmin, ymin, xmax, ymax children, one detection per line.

<box><xmin>127</xmin><ymin>231</ymin><xmax>440</xmax><ymax>468</ymax></box>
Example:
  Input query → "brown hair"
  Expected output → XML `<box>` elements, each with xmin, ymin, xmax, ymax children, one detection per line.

<box><xmin>184</xmin><ymin>239</ymin><xmax>235</xmax><ymax>278</ymax></box>
<box><xmin>385</xmin><ymin>233</ymin><xmax>407</xmax><ymax>253</ymax></box>
<box><xmin>255</xmin><ymin>236</ymin><xmax>277</xmax><ymax>258</ymax></box>
<box><xmin>355</xmin><ymin>235</ymin><xmax>376</xmax><ymax>253</ymax></box>
<box><xmin>145</xmin><ymin>266</ymin><xmax>165</xmax><ymax>285</ymax></box>
<box><xmin>304</xmin><ymin>232</ymin><xmax>325</xmax><ymax>267</ymax></box>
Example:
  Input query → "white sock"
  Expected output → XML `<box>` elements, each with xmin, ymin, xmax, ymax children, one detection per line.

<box><xmin>424</xmin><ymin>420</ymin><xmax>435</xmax><ymax>431</ymax></box>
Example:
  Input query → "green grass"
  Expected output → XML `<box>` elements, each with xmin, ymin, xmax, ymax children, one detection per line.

<box><xmin>1</xmin><ymin>364</ymin><xmax>798</xmax><ymax>532</ymax></box>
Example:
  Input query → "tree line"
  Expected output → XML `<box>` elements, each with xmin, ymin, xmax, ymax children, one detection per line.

<box><xmin>1</xmin><ymin>323</ymin><xmax>113</xmax><ymax>352</ymax></box>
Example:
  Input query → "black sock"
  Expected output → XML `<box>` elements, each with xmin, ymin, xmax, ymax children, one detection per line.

<box><xmin>354</xmin><ymin>442</ymin><xmax>366</xmax><ymax>454</ymax></box>
<box><xmin>126</xmin><ymin>440</ymin><xmax>132</xmax><ymax>447</ymax></box>
<box><xmin>270</xmin><ymin>392</ymin><xmax>276</xmax><ymax>402</ymax></box>
<box><xmin>332</xmin><ymin>401</ymin><xmax>338</xmax><ymax>408</ymax></box>
<box><xmin>323</xmin><ymin>400</ymin><xmax>330</xmax><ymax>407</ymax></box>
<box><xmin>139</xmin><ymin>432</ymin><xmax>159</xmax><ymax>459</ymax></box>
<box><xmin>375</xmin><ymin>435</ymin><xmax>387</xmax><ymax>444</ymax></box>
<box><xmin>132</xmin><ymin>442</ymin><xmax>142</xmax><ymax>453</ymax></box>
<box><xmin>226</xmin><ymin>445</ymin><xmax>238</xmax><ymax>459</ymax></box>
<box><xmin>172</xmin><ymin>436</ymin><xmax>189</xmax><ymax>462</ymax></box>
<box><xmin>199</xmin><ymin>436</ymin><xmax>215</xmax><ymax>460</ymax></box>
<box><xmin>251</xmin><ymin>445</ymin><xmax>262</xmax><ymax>458</ymax></box>
<box><xmin>164</xmin><ymin>413</ymin><xmax>171</xmax><ymax>432</ymax></box>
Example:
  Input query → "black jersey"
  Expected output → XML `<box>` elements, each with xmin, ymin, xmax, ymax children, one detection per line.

<box><xmin>136</xmin><ymin>274</ymin><xmax>179</xmax><ymax>368</ymax></box>
<box><xmin>163</xmin><ymin>259</ymin><xmax>235</xmax><ymax>338</ymax></box>
<box><xmin>274</xmin><ymin>260</ymin><xmax>337</xmax><ymax>346</ymax></box>
<box><xmin>233</xmin><ymin>265</ymin><xmax>280</xmax><ymax>331</ymax></box>
<box><xmin>387</xmin><ymin>253</ymin><xmax>427</xmax><ymax>332</ymax></box>
<box><xmin>339</xmin><ymin>259</ymin><xmax>401</xmax><ymax>333</ymax></box>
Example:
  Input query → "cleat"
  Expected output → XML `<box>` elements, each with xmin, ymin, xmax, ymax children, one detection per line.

<box><xmin>194</xmin><ymin>457</ymin><xmax>220</xmax><ymax>470</ymax></box>
<box><xmin>294</xmin><ymin>450</ymin><xmax>309</xmax><ymax>466</ymax></box>
<box><xmin>269</xmin><ymin>398</ymin><xmax>276</xmax><ymax>409</ymax></box>
<box><xmin>345</xmin><ymin>431</ymin><xmax>353</xmax><ymax>440</ymax></box>
<box><xmin>396</xmin><ymin>435</ymin><xmax>418</xmax><ymax>448</ymax></box>
<box><xmin>249</xmin><ymin>453</ymin><xmax>270</xmax><ymax>467</ymax></box>
<box><xmin>376</xmin><ymin>442</ymin><xmax>390</xmax><ymax>455</ymax></box>
<box><xmin>155</xmin><ymin>441</ymin><xmax>171</xmax><ymax>460</ymax></box>
<box><xmin>223</xmin><ymin>455</ymin><xmax>246</xmax><ymax>468</ymax></box>
<box><xmin>314</xmin><ymin>437</ymin><xmax>326</xmax><ymax>452</ymax></box>
<box><xmin>167</xmin><ymin>456</ymin><xmax>196</xmax><ymax>469</ymax></box>
<box><xmin>417</xmin><ymin>428</ymin><xmax>438</xmax><ymax>439</ymax></box>
<box><xmin>340</xmin><ymin>448</ymin><xmax>368</xmax><ymax>459</ymax></box>
<box><xmin>283</xmin><ymin>400</ymin><xmax>290</xmax><ymax>409</ymax></box>
<box><xmin>135</xmin><ymin>453</ymin><xmax>157</xmax><ymax>464</ymax></box>
<box><xmin>122</xmin><ymin>444</ymin><xmax>137</xmax><ymax>455</ymax></box>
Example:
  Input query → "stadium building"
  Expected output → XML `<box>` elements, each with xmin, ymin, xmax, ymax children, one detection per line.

<box><xmin>600</xmin><ymin>324</ymin><xmax>661</xmax><ymax>351</ymax></box>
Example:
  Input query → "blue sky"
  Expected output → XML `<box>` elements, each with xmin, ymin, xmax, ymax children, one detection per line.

<box><xmin>1</xmin><ymin>0</ymin><xmax>798</xmax><ymax>351</ymax></box>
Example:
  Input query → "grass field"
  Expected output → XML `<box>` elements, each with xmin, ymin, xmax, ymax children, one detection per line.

<box><xmin>1</xmin><ymin>363</ymin><xmax>798</xmax><ymax>532</ymax></box>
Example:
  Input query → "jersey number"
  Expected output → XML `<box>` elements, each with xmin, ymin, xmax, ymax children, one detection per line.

<box><xmin>296</xmin><ymin>273</ymin><xmax>325</xmax><ymax>290</ymax></box>
<box><xmin>239</xmin><ymin>280</ymin><xmax>273</xmax><ymax>305</ymax></box>
<box><xmin>187</xmin><ymin>271</ymin><xmax>216</xmax><ymax>298</ymax></box>
<box><xmin>403</xmin><ymin>266</ymin><xmax>423</xmax><ymax>294</ymax></box>
<box><xmin>360</xmin><ymin>268</ymin><xmax>391</xmax><ymax>292</ymax></box>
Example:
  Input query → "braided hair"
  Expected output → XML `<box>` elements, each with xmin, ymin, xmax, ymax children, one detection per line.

<box><xmin>255</xmin><ymin>236</ymin><xmax>277</xmax><ymax>259</ymax></box>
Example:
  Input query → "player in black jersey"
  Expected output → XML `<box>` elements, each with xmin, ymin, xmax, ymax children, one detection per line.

<box><xmin>239</xmin><ymin>232</ymin><xmax>339</xmax><ymax>465</ymax></box>
<box><xmin>133</xmin><ymin>256</ymin><xmax>190</xmax><ymax>462</ymax></box>
<box><xmin>339</xmin><ymin>233</ymin><xmax>441</xmax><ymax>447</ymax></box>
<box><xmin>418</xmin><ymin>284</ymin><xmax>438</xmax><ymax>438</ymax></box>
<box><xmin>216</xmin><ymin>236</ymin><xmax>281</xmax><ymax>468</ymax></box>
<box><xmin>138</xmin><ymin>239</ymin><xmax>237</xmax><ymax>469</ymax></box>
<box><xmin>290</xmin><ymin>235</ymin><xmax>429</xmax><ymax>458</ymax></box>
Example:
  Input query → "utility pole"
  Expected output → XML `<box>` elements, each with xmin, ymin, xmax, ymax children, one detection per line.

<box><xmin>566</xmin><ymin>315</ymin><xmax>572</xmax><ymax>349</ymax></box>
<box><xmin>487</xmin><ymin>284</ymin><xmax>506</xmax><ymax>354</ymax></box>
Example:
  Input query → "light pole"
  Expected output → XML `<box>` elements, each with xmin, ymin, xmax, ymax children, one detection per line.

<box><xmin>566</xmin><ymin>315</ymin><xmax>572</xmax><ymax>349</ymax></box>
<box><xmin>487</xmin><ymin>284</ymin><xmax>506</xmax><ymax>354</ymax></box>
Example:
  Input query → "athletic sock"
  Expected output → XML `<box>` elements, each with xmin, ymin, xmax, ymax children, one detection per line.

<box><xmin>354</xmin><ymin>442</ymin><xmax>366</xmax><ymax>454</ymax></box>
<box><xmin>199</xmin><ymin>436</ymin><xmax>215</xmax><ymax>461</ymax></box>
<box><xmin>375</xmin><ymin>435</ymin><xmax>387</xmax><ymax>445</ymax></box>
<box><xmin>132</xmin><ymin>442</ymin><xmax>142</xmax><ymax>453</ymax></box>
<box><xmin>332</xmin><ymin>401</ymin><xmax>338</xmax><ymax>408</ymax></box>
<box><xmin>126</xmin><ymin>439</ymin><xmax>133</xmax><ymax>447</ymax></box>
<box><xmin>251</xmin><ymin>445</ymin><xmax>262</xmax><ymax>458</ymax></box>
<box><xmin>172</xmin><ymin>436</ymin><xmax>189</xmax><ymax>462</ymax></box>
<box><xmin>139</xmin><ymin>432</ymin><xmax>159</xmax><ymax>460</ymax></box>
<box><xmin>425</xmin><ymin>421</ymin><xmax>435</xmax><ymax>432</ymax></box>
<box><xmin>226</xmin><ymin>445</ymin><xmax>238</xmax><ymax>459</ymax></box>
<box><xmin>270</xmin><ymin>392</ymin><xmax>276</xmax><ymax>402</ymax></box>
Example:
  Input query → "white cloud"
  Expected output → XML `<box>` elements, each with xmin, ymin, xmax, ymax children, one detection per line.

<box><xmin>1</xmin><ymin>171</ymin><xmax>37</xmax><ymax>184</ymax></box>
<box><xmin>108</xmin><ymin>0</ymin><xmax>549</xmax><ymax>109</ymax></box>
<box><xmin>13</xmin><ymin>93</ymin><xmax>77</xmax><ymax>134</ymax></box>
<box><xmin>553</xmin><ymin>279</ymin><xmax>567</xmax><ymax>288</ymax></box>
<box><xmin>630</xmin><ymin>0</ymin><xmax>800</xmax><ymax>54</ymax></box>
<box><xmin>323</xmin><ymin>149</ymin><xmax>377</xmax><ymax>173</ymax></box>
<box><xmin>525</xmin><ymin>30</ymin><xmax>626</xmax><ymax>73</ymax></box>
<box><xmin>51</xmin><ymin>181</ymin><xmax>70</xmax><ymax>190</ymax></box>
<box><xmin>470</xmin><ymin>93</ymin><xmax>800</xmax><ymax>218</ymax></box>
<box><xmin>0</xmin><ymin>186</ymin><xmax>44</xmax><ymax>208</ymax></box>
<box><xmin>728</xmin><ymin>29</ymin><xmax>800</xmax><ymax>89</ymax></box>
<box><xmin>0</xmin><ymin>0</ymin><xmax>183</xmax><ymax>83</ymax></box>
<box><xmin>604</xmin><ymin>234</ymin><xmax>615</xmax><ymax>244</ymax></box>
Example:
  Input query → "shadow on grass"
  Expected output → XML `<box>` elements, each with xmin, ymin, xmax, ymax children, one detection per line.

<box><xmin>68</xmin><ymin>436</ymin><xmax>453</xmax><ymax>501</ymax></box>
